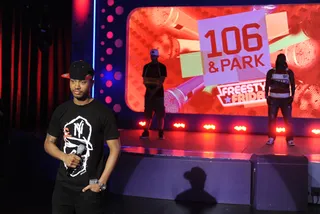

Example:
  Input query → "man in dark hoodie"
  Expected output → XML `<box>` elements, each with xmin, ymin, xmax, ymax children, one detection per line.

<box><xmin>265</xmin><ymin>53</ymin><xmax>295</xmax><ymax>146</ymax></box>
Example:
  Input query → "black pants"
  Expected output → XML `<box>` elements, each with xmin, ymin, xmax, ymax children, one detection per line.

<box><xmin>144</xmin><ymin>96</ymin><xmax>165</xmax><ymax>120</ymax></box>
<box><xmin>52</xmin><ymin>183</ymin><xmax>103</xmax><ymax>214</ymax></box>
<box><xmin>268</xmin><ymin>97</ymin><xmax>293</xmax><ymax>141</ymax></box>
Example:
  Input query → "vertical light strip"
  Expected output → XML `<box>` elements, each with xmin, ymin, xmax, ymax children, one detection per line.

<box><xmin>92</xmin><ymin>0</ymin><xmax>97</xmax><ymax>98</ymax></box>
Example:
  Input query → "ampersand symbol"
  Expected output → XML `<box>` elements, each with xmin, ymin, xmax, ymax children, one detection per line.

<box><xmin>208</xmin><ymin>61</ymin><xmax>219</xmax><ymax>73</ymax></box>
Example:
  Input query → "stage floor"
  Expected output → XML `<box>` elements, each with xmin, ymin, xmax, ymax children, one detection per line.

<box><xmin>119</xmin><ymin>129</ymin><xmax>320</xmax><ymax>161</ymax></box>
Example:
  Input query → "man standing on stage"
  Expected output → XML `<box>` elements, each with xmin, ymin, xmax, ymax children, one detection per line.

<box><xmin>140</xmin><ymin>49</ymin><xmax>167</xmax><ymax>139</ymax></box>
<box><xmin>265</xmin><ymin>53</ymin><xmax>295</xmax><ymax>146</ymax></box>
<box><xmin>44</xmin><ymin>60</ymin><xmax>121</xmax><ymax>214</ymax></box>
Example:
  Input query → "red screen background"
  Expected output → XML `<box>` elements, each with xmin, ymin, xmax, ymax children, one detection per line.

<box><xmin>125</xmin><ymin>5</ymin><xmax>320</xmax><ymax>118</ymax></box>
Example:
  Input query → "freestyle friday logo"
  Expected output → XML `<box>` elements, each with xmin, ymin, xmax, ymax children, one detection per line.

<box><xmin>217</xmin><ymin>79</ymin><xmax>266</xmax><ymax>106</ymax></box>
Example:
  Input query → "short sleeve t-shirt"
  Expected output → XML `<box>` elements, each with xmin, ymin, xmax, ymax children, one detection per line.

<box><xmin>142</xmin><ymin>62</ymin><xmax>167</xmax><ymax>97</ymax></box>
<box><xmin>47</xmin><ymin>99</ymin><xmax>120</xmax><ymax>191</ymax></box>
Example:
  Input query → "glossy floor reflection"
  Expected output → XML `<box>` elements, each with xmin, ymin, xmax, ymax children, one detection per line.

<box><xmin>120</xmin><ymin>130</ymin><xmax>320</xmax><ymax>162</ymax></box>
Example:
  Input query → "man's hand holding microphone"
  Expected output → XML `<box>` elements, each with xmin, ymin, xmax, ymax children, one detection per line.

<box><xmin>63</xmin><ymin>153</ymin><xmax>81</xmax><ymax>169</ymax></box>
<box><xmin>63</xmin><ymin>144</ymin><xmax>85</xmax><ymax>176</ymax></box>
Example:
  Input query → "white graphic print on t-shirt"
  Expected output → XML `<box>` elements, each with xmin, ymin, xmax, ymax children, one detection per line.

<box><xmin>63</xmin><ymin>116</ymin><xmax>93</xmax><ymax>177</ymax></box>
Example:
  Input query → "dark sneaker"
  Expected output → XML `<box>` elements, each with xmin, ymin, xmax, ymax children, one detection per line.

<box><xmin>158</xmin><ymin>130</ymin><xmax>164</xmax><ymax>140</ymax></box>
<box><xmin>266</xmin><ymin>137</ymin><xmax>275</xmax><ymax>145</ymax></box>
<box><xmin>287</xmin><ymin>140</ymin><xmax>295</xmax><ymax>146</ymax></box>
<box><xmin>140</xmin><ymin>130</ymin><xmax>149</xmax><ymax>139</ymax></box>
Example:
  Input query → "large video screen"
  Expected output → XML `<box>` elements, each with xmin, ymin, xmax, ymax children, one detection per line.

<box><xmin>125</xmin><ymin>5</ymin><xmax>320</xmax><ymax>118</ymax></box>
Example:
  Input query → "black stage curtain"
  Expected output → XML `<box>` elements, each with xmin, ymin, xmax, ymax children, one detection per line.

<box><xmin>0</xmin><ymin>2</ymin><xmax>71</xmax><ymax>134</ymax></box>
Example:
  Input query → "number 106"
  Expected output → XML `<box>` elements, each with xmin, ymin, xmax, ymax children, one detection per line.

<box><xmin>205</xmin><ymin>23</ymin><xmax>263</xmax><ymax>58</ymax></box>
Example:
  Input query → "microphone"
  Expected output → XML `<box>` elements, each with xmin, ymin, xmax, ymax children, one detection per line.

<box><xmin>252</xmin><ymin>5</ymin><xmax>277</xmax><ymax>14</ymax></box>
<box><xmin>66</xmin><ymin>144</ymin><xmax>85</xmax><ymax>177</ymax></box>
<box><xmin>147</xmin><ymin>7</ymin><xmax>199</xmax><ymax>40</ymax></box>
<box><xmin>164</xmin><ymin>76</ymin><xmax>205</xmax><ymax>113</ymax></box>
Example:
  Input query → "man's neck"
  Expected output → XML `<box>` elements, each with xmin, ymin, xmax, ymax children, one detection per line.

<box><xmin>73</xmin><ymin>97</ymin><xmax>93</xmax><ymax>106</ymax></box>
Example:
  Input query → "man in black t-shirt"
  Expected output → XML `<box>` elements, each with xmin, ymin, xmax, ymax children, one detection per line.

<box><xmin>44</xmin><ymin>61</ymin><xmax>121</xmax><ymax>214</ymax></box>
<box><xmin>140</xmin><ymin>49</ymin><xmax>167</xmax><ymax>139</ymax></box>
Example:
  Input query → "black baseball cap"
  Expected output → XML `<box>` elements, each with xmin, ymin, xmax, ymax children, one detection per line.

<box><xmin>61</xmin><ymin>60</ymin><xmax>94</xmax><ymax>80</ymax></box>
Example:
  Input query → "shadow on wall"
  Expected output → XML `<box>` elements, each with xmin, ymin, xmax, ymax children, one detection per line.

<box><xmin>175</xmin><ymin>167</ymin><xmax>217</xmax><ymax>214</ymax></box>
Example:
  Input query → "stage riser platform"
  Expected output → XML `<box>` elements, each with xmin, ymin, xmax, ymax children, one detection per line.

<box><xmin>109</xmin><ymin>152</ymin><xmax>320</xmax><ymax>212</ymax></box>
<box><xmin>251</xmin><ymin>155</ymin><xmax>309</xmax><ymax>211</ymax></box>
<box><xmin>109</xmin><ymin>154</ymin><xmax>252</xmax><ymax>205</ymax></box>
<box><xmin>4</xmin><ymin>130</ymin><xmax>320</xmax><ymax>211</ymax></box>
<box><xmin>308</xmin><ymin>162</ymin><xmax>320</xmax><ymax>204</ymax></box>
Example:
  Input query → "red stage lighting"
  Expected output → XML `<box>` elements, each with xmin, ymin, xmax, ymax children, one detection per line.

<box><xmin>203</xmin><ymin>124</ymin><xmax>216</xmax><ymax>130</ymax></box>
<box><xmin>311</xmin><ymin>129</ymin><xmax>320</xmax><ymax>135</ymax></box>
<box><xmin>276</xmin><ymin>127</ymin><xmax>286</xmax><ymax>133</ymax></box>
<box><xmin>73</xmin><ymin>0</ymin><xmax>90</xmax><ymax>25</ymax></box>
<box><xmin>173</xmin><ymin>123</ymin><xmax>186</xmax><ymax>128</ymax></box>
<box><xmin>234</xmin><ymin>126</ymin><xmax>247</xmax><ymax>131</ymax></box>
<box><xmin>138</xmin><ymin>121</ymin><xmax>146</xmax><ymax>127</ymax></box>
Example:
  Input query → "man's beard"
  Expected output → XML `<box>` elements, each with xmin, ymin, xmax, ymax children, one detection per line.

<box><xmin>74</xmin><ymin>92</ymin><xmax>90</xmax><ymax>101</ymax></box>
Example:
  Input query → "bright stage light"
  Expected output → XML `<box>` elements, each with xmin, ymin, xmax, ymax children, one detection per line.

<box><xmin>234</xmin><ymin>126</ymin><xmax>247</xmax><ymax>131</ymax></box>
<box><xmin>173</xmin><ymin>123</ymin><xmax>186</xmax><ymax>128</ymax></box>
<box><xmin>276</xmin><ymin>127</ymin><xmax>286</xmax><ymax>133</ymax></box>
<box><xmin>203</xmin><ymin>124</ymin><xmax>216</xmax><ymax>130</ymax></box>
<box><xmin>138</xmin><ymin>121</ymin><xmax>146</xmax><ymax>127</ymax></box>
<box><xmin>92</xmin><ymin>0</ymin><xmax>97</xmax><ymax>98</ymax></box>
<box><xmin>311</xmin><ymin>129</ymin><xmax>320</xmax><ymax>135</ymax></box>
